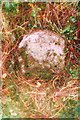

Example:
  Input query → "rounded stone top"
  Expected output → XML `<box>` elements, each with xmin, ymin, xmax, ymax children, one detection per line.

<box><xmin>18</xmin><ymin>30</ymin><xmax>65</xmax><ymax>79</ymax></box>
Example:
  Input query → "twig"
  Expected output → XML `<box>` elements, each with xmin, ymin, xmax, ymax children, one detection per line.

<box><xmin>16</xmin><ymin>25</ymin><xmax>27</xmax><ymax>32</ymax></box>
<box><xmin>48</xmin><ymin>2</ymin><xmax>62</xmax><ymax>29</ymax></box>
<box><xmin>2</xmin><ymin>40</ymin><xmax>19</xmax><ymax>63</ymax></box>
<box><xmin>25</xmin><ymin>91</ymin><xmax>46</xmax><ymax>95</ymax></box>
<box><xmin>35</xmin><ymin>95</ymin><xmax>40</xmax><ymax>110</ymax></box>
<box><xmin>52</xmin><ymin>76</ymin><xmax>59</xmax><ymax>89</ymax></box>
<box><xmin>2</xmin><ymin>21</ymin><xmax>29</xmax><ymax>34</ymax></box>
<box><xmin>50</xmin><ymin>99</ymin><xmax>69</xmax><ymax>118</ymax></box>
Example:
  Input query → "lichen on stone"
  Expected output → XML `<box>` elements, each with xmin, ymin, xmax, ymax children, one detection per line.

<box><xmin>18</xmin><ymin>30</ymin><xmax>65</xmax><ymax>79</ymax></box>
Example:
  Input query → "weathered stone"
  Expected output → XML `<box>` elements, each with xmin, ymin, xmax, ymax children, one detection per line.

<box><xmin>18</xmin><ymin>30</ymin><xmax>65</xmax><ymax>79</ymax></box>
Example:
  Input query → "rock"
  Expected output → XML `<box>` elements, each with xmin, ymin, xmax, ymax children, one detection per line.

<box><xmin>18</xmin><ymin>30</ymin><xmax>65</xmax><ymax>79</ymax></box>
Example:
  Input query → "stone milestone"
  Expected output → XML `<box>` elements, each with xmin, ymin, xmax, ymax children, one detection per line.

<box><xmin>18</xmin><ymin>30</ymin><xmax>65</xmax><ymax>79</ymax></box>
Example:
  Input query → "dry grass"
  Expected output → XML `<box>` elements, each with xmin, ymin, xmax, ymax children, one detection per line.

<box><xmin>2</xmin><ymin>68</ymin><xmax>79</xmax><ymax>118</ymax></box>
<box><xmin>1</xmin><ymin>2</ymin><xmax>79</xmax><ymax>118</ymax></box>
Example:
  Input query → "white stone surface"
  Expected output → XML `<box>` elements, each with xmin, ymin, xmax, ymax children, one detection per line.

<box><xmin>18</xmin><ymin>30</ymin><xmax>65</xmax><ymax>73</ymax></box>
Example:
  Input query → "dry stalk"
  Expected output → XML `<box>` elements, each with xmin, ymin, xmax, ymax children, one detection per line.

<box><xmin>48</xmin><ymin>2</ymin><xmax>62</xmax><ymax>29</ymax></box>
<box><xmin>16</xmin><ymin>25</ymin><xmax>27</xmax><ymax>32</ymax></box>
<box><xmin>55</xmin><ymin>2</ymin><xmax>64</xmax><ymax>9</ymax></box>
<box><xmin>45</xmin><ymin>3</ymin><xmax>49</xmax><ymax>25</ymax></box>
<box><xmin>55</xmin><ymin>84</ymin><xmax>78</xmax><ymax>97</ymax></box>
<box><xmin>2</xmin><ymin>40</ymin><xmax>19</xmax><ymax>63</ymax></box>
<box><xmin>5</xmin><ymin>71</ymin><xmax>44</xmax><ymax>116</ymax></box>
<box><xmin>53</xmin><ymin>23</ymin><xmax>60</xmax><ymax>32</ymax></box>
<box><xmin>2</xmin><ymin>14</ymin><xmax>8</xmax><ymax>34</ymax></box>
<box><xmin>50</xmin><ymin>99</ymin><xmax>70</xmax><ymax>118</ymax></box>
<box><xmin>2</xmin><ymin>41</ymin><xmax>12</xmax><ymax>54</ymax></box>
<box><xmin>35</xmin><ymin>95</ymin><xmax>40</xmax><ymax>110</ymax></box>
<box><xmin>3</xmin><ymin>21</ymin><xmax>29</xmax><ymax>34</ymax></box>
<box><xmin>25</xmin><ymin>91</ymin><xmax>46</xmax><ymax>95</ymax></box>
<box><xmin>52</xmin><ymin>76</ymin><xmax>59</xmax><ymax>89</ymax></box>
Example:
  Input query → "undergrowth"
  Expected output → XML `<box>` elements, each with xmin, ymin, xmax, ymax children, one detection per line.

<box><xmin>1</xmin><ymin>1</ymin><xmax>80</xmax><ymax>119</ymax></box>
